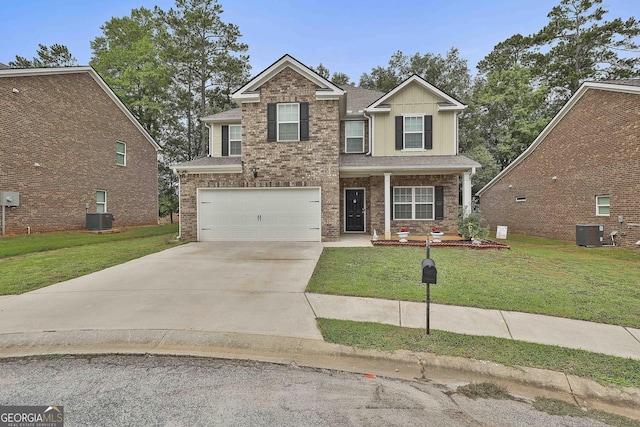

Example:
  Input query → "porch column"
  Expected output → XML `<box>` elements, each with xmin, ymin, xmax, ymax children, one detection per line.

<box><xmin>384</xmin><ymin>173</ymin><xmax>391</xmax><ymax>240</ymax></box>
<box><xmin>462</xmin><ymin>171</ymin><xmax>472</xmax><ymax>217</ymax></box>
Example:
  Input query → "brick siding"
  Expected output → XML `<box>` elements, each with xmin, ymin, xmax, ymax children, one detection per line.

<box><xmin>179</xmin><ymin>67</ymin><xmax>341</xmax><ymax>241</ymax></box>
<box><xmin>340</xmin><ymin>174</ymin><xmax>459</xmax><ymax>236</ymax></box>
<box><xmin>0</xmin><ymin>72</ymin><xmax>158</xmax><ymax>234</ymax></box>
<box><xmin>479</xmin><ymin>89</ymin><xmax>640</xmax><ymax>249</ymax></box>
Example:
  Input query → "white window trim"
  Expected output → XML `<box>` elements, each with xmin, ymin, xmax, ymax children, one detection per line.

<box><xmin>596</xmin><ymin>195</ymin><xmax>610</xmax><ymax>216</ymax></box>
<box><xmin>516</xmin><ymin>196</ymin><xmax>526</xmax><ymax>202</ymax></box>
<box><xmin>96</xmin><ymin>190</ymin><xmax>107</xmax><ymax>213</ymax></box>
<box><xmin>345</xmin><ymin>120</ymin><xmax>365</xmax><ymax>153</ymax></box>
<box><xmin>403</xmin><ymin>114</ymin><xmax>424</xmax><ymax>151</ymax></box>
<box><xmin>116</xmin><ymin>141</ymin><xmax>126</xmax><ymax>166</ymax></box>
<box><xmin>229</xmin><ymin>124</ymin><xmax>242</xmax><ymax>156</ymax></box>
<box><xmin>393</xmin><ymin>186</ymin><xmax>434</xmax><ymax>220</ymax></box>
<box><xmin>277</xmin><ymin>102</ymin><xmax>300</xmax><ymax>142</ymax></box>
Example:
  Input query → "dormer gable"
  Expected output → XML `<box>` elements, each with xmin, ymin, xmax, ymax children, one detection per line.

<box><xmin>231</xmin><ymin>54</ymin><xmax>345</xmax><ymax>104</ymax></box>
<box><xmin>366</xmin><ymin>75</ymin><xmax>466</xmax><ymax>113</ymax></box>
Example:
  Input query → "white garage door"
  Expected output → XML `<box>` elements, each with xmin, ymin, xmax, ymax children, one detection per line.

<box><xmin>198</xmin><ymin>187</ymin><xmax>322</xmax><ymax>241</ymax></box>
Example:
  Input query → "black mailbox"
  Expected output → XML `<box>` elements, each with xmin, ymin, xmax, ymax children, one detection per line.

<box><xmin>422</xmin><ymin>258</ymin><xmax>437</xmax><ymax>284</ymax></box>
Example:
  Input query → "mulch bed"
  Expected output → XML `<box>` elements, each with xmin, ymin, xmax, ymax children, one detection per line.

<box><xmin>371</xmin><ymin>239</ymin><xmax>510</xmax><ymax>249</ymax></box>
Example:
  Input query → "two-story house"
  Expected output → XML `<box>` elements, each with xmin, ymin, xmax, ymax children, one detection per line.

<box><xmin>0</xmin><ymin>67</ymin><xmax>159</xmax><ymax>235</ymax></box>
<box><xmin>172</xmin><ymin>55</ymin><xmax>479</xmax><ymax>242</ymax></box>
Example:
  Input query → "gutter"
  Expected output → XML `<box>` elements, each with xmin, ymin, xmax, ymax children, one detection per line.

<box><xmin>363</xmin><ymin>111</ymin><xmax>373</xmax><ymax>156</ymax></box>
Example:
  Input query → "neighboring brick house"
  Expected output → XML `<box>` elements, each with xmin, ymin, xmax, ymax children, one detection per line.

<box><xmin>477</xmin><ymin>80</ymin><xmax>640</xmax><ymax>249</ymax></box>
<box><xmin>0</xmin><ymin>67</ymin><xmax>159</xmax><ymax>234</ymax></box>
<box><xmin>173</xmin><ymin>55</ymin><xmax>479</xmax><ymax>242</ymax></box>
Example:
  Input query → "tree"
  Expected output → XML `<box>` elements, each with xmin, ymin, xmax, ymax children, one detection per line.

<box><xmin>312</xmin><ymin>63</ymin><xmax>351</xmax><ymax>85</ymax></box>
<box><xmin>532</xmin><ymin>0</ymin><xmax>640</xmax><ymax>101</ymax></box>
<box><xmin>9</xmin><ymin>44</ymin><xmax>78</xmax><ymax>68</ymax></box>
<box><xmin>90</xmin><ymin>7</ymin><xmax>172</xmax><ymax>141</ymax></box>
<box><xmin>359</xmin><ymin>48</ymin><xmax>472</xmax><ymax>101</ymax></box>
<box><xmin>473</xmin><ymin>66</ymin><xmax>550</xmax><ymax>169</ymax></box>
<box><xmin>161</xmin><ymin>0</ymin><xmax>250</xmax><ymax>158</ymax></box>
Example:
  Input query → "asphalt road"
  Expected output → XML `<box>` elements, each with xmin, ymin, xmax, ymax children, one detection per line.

<box><xmin>0</xmin><ymin>355</ymin><xmax>611</xmax><ymax>427</ymax></box>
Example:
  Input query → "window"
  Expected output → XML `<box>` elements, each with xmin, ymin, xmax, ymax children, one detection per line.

<box><xmin>393</xmin><ymin>186</ymin><xmax>434</xmax><ymax>220</ymax></box>
<box><xmin>267</xmin><ymin>102</ymin><xmax>308</xmax><ymax>141</ymax></box>
<box><xmin>345</xmin><ymin>121</ymin><xmax>364</xmax><ymax>153</ymax></box>
<box><xmin>229</xmin><ymin>125</ymin><xmax>242</xmax><ymax>156</ymax></box>
<box><xmin>395</xmin><ymin>115</ymin><xmax>432</xmax><ymax>150</ymax></box>
<box><xmin>404</xmin><ymin>116</ymin><xmax>423</xmax><ymax>149</ymax></box>
<box><xmin>277</xmin><ymin>103</ymin><xmax>299</xmax><ymax>141</ymax></box>
<box><xmin>116</xmin><ymin>141</ymin><xmax>126</xmax><ymax>166</ymax></box>
<box><xmin>596</xmin><ymin>195</ymin><xmax>610</xmax><ymax>216</ymax></box>
<box><xmin>96</xmin><ymin>190</ymin><xmax>107</xmax><ymax>213</ymax></box>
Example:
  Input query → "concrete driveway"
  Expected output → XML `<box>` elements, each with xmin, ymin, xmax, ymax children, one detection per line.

<box><xmin>0</xmin><ymin>242</ymin><xmax>324</xmax><ymax>340</ymax></box>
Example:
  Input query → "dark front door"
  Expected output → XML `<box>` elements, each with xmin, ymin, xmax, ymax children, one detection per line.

<box><xmin>345</xmin><ymin>189</ymin><xmax>365</xmax><ymax>232</ymax></box>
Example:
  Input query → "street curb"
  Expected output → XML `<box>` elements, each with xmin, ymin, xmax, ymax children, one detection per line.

<box><xmin>0</xmin><ymin>329</ymin><xmax>638</xmax><ymax>420</ymax></box>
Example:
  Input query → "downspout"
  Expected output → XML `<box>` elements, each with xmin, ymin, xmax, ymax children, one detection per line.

<box><xmin>363</xmin><ymin>111</ymin><xmax>373</xmax><ymax>156</ymax></box>
<box><xmin>204</xmin><ymin>122</ymin><xmax>212</xmax><ymax>156</ymax></box>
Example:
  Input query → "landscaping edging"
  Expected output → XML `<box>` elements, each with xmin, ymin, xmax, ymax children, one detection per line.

<box><xmin>371</xmin><ymin>239</ymin><xmax>510</xmax><ymax>249</ymax></box>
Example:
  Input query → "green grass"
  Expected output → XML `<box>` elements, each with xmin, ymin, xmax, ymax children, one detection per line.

<box><xmin>0</xmin><ymin>225</ymin><xmax>179</xmax><ymax>258</ymax></box>
<box><xmin>308</xmin><ymin>234</ymin><xmax>640</xmax><ymax>328</ymax></box>
<box><xmin>317</xmin><ymin>318</ymin><xmax>640</xmax><ymax>388</ymax></box>
<box><xmin>0</xmin><ymin>225</ymin><xmax>181</xmax><ymax>295</ymax></box>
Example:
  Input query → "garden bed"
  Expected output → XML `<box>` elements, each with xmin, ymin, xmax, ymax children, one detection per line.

<box><xmin>371</xmin><ymin>239</ymin><xmax>510</xmax><ymax>249</ymax></box>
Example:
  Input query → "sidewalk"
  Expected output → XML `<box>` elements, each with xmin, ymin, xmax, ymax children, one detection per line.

<box><xmin>306</xmin><ymin>293</ymin><xmax>640</xmax><ymax>360</ymax></box>
<box><xmin>321</xmin><ymin>235</ymin><xmax>640</xmax><ymax>360</ymax></box>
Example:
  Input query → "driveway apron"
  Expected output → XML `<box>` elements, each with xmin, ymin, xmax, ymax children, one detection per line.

<box><xmin>0</xmin><ymin>242</ymin><xmax>324</xmax><ymax>340</ymax></box>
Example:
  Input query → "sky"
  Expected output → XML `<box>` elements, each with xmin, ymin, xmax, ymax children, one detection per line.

<box><xmin>0</xmin><ymin>0</ymin><xmax>638</xmax><ymax>81</ymax></box>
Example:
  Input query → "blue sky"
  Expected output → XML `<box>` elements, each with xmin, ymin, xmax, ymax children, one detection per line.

<box><xmin>1</xmin><ymin>0</ymin><xmax>637</xmax><ymax>81</ymax></box>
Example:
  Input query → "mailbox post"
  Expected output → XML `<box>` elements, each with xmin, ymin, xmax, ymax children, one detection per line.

<box><xmin>422</xmin><ymin>237</ymin><xmax>438</xmax><ymax>335</ymax></box>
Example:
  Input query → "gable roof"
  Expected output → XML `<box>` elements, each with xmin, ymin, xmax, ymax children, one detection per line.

<box><xmin>476</xmin><ymin>80</ymin><xmax>640</xmax><ymax>197</ymax></box>
<box><xmin>0</xmin><ymin>66</ymin><xmax>160</xmax><ymax>151</ymax></box>
<box><xmin>366</xmin><ymin>75</ymin><xmax>466</xmax><ymax>113</ymax></box>
<box><xmin>231</xmin><ymin>54</ymin><xmax>345</xmax><ymax>104</ymax></box>
<box><xmin>201</xmin><ymin>107</ymin><xmax>242</xmax><ymax>123</ymax></box>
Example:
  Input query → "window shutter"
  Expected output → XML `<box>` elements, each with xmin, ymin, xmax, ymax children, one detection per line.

<box><xmin>390</xmin><ymin>186</ymin><xmax>394</xmax><ymax>220</ymax></box>
<box><xmin>267</xmin><ymin>103</ymin><xmax>276</xmax><ymax>141</ymax></box>
<box><xmin>221</xmin><ymin>125</ymin><xmax>229</xmax><ymax>157</ymax></box>
<box><xmin>395</xmin><ymin>116</ymin><xmax>403</xmax><ymax>150</ymax></box>
<box><xmin>435</xmin><ymin>186</ymin><xmax>444</xmax><ymax>220</ymax></box>
<box><xmin>300</xmin><ymin>102</ymin><xmax>309</xmax><ymax>140</ymax></box>
<box><xmin>424</xmin><ymin>115</ymin><xmax>433</xmax><ymax>149</ymax></box>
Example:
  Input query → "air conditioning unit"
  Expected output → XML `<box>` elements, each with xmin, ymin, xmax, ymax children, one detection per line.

<box><xmin>576</xmin><ymin>224</ymin><xmax>603</xmax><ymax>247</ymax></box>
<box><xmin>86</xmin><ymin>213</ymin><xmax>113</xmax><ymax>231</ymax></box>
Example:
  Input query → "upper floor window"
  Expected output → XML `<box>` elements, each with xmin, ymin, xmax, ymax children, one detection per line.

<box><xmin>393</xmin><ymin>186</ymin><xmax>434</xmax><ymax>220</ymax></box>
<box><xmin>96</xmin><ymin>190</ymin><xmax>107</xmax><ymax>213</ymax></box>
<box><xmin>395</xmin><ymin>115</ymin><xmax>433</xmax><ymax>150</ymax></box>
<box><xmin>267</xmin><ymin>102</ymin><xmax>309</xmax><ymax>142</ymax></box>
<box><xmin>345</xmin><ymin>121</ymin><xmax>364</xmax><ymax>153</ymax></box>
<box><xmin>596</xmin><ymin>195</ymin><xmax>610</xmax><ymax>216</ymax></box>
<box><xmin>278</xmin><ymin>103</ymin><xmax>299</xmax><ymax>141</ymax></box>
<box><xmin>116</xmin><ymin>141</ymin><xmax>126</xmax><ymax>166</ymax></box>
<box><xmin>221</xmin><ymin>125</ymin><xmax>242</xmax><ymax>156</ymax></box>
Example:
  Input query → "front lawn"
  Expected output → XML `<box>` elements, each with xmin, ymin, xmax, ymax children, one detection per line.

<box><xmin>308</xmin><ymin>234</ymin><xmax>640</xmax><ymax>328</ymax></box>
<box><xmin>0</xmin><ymin>225</ymin><xmax>182</xmax><ymax>295</ymax></box>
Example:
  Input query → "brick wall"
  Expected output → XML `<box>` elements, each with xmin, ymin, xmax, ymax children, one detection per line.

<box><xmin>0</xmin><ymin>72</ymin><xmax>158</xmax><ymax>234</ymax></box>
<box><xmin>341</xmin><ymin>174</ymin><xmax>459</xmax><ymax>236</ymax></box>
<box><xmin>479</xmin><ymin>88</ymin><xmax>640</xmax><ymax>248</ymax></box>
<box><xmin>178</xmin><ymin>67</ymin><xmax>341</xmax><ymax>241</ymax></box>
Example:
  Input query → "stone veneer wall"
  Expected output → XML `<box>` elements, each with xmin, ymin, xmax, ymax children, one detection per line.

<box><xmin>179</xmin><ymin>67</ymin><xmax>341</xmax><ymax>241</ymax></box>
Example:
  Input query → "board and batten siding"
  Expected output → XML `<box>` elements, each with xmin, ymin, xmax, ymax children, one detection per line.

<box><xmin>373</xmin><ymin>82</ymin><xmax>456</xmax><ymax>156</ymax></box>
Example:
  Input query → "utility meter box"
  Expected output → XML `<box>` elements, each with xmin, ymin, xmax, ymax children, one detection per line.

<box><xmin>0</xmin><ymin>192</ymin><xmax>20</xmax><ymax>207</ymax></box>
